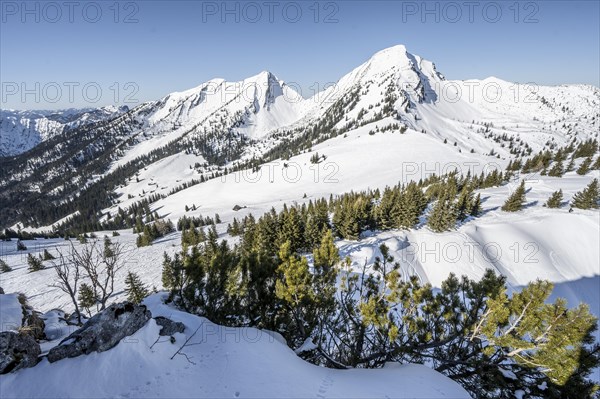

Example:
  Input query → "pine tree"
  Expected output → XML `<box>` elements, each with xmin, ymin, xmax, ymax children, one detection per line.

<box><xmin>310</xmin><ymin>229</ymin><xmax>339</xmax><ymax>333</ymax></box>
<box><xmin>313</xmin><ymin>229</ymin><xmax>340</xmax><ymax>278</ymax></box>
<box><xmin>548</xmin><ymin>160</ymin><xmax>564</xmax><ymax>177</ymax></box>
<box><xmin>227</xmin><ymin>218</ymin><xmax>242</xmax><ymax>237</ymax></box>
<box><xmin>27</xmin><ymin>253</ymin><xmax>44</xmax><ymax>272</ymax></box>
<box><xmin>304</xmin><ymin>200</ymin><xmax>330</xmax><ymax>249</ymax></box>
<box><xmin>275</xmin><ymin>241</ymin><xmax>314</xmax><ymax>344</ymax></box>
<box><xmin>456</xmin><ymin>185</ymin><xmax>478</xmax><ymax>221</ymax></box>
<box><xmin>125</xmin><ymin>272</ymin><xmax>149</xmax><ymax>304</ymax></box>
<box><xmin>545</xmin><ymin>189</ymin><xmax>563</xmax><ymax>208</ymax></box>
<box><xmin>278</xmin><ymin>207</ymin><xmax>305</xmax><ymax>252</ymax></box>
<box><xmin>576</xmin><ymin>156</ymin><xmax>593</xmax><ymax>175</ymax></box>
<box><xmin>501</xmin><ymin>180</ymin><xmax>526</xmax><ymax>212</ymax></box>
<box><xmin>42</xmin><ymin>249</ymin><xmax>55</xmax><ymax>260</ymax></box>
<box><xmin>16</xmin><ymin>239</ymin><xmax>27</xmax><ymax>251</ymax></box>
<box><xmin>78</xmin><ymin>283</ymin><xmax>97</xmax><ymax>316</ymax></box>
<box><xmin>0</xmin><ymin>259</ymin><xmax>12</xmax><ymax>273</ymax></box>
<box><xmin>310</xmin><ymin>152</ymin><xmax>320</xmax><ymax>164</ymax></box>
<box><xmin>592</xmin><ymin>156</ymin><xmax>600</xmax><ymax>170</ymax></box>
<box><xmin>396</xmin><ymin>182</ymin><xmax>428</xmax><ymax>229</ymax></box>
<box><xmin>375</xmin><ymin>187</ymin><xmax>398</xmax><ymax>230</ymax></box>
<box><xmin>470</xmin><ymin>193</ymin><xmax>482</xmax><ymax>217</ymax></box>
<box><xmin>428</xmin><ymin>184</ymin><xmax>457</xmax><ymax>232</ymax></box>
<box><xmin>162</xmin><ymin>252</ymin><xmax>186</xmax><ymax>302</ymax></box>
<box><xmin>571</xmin><ymin>179</ymin><xmax>599</xmax><ymax>209</ymax></box>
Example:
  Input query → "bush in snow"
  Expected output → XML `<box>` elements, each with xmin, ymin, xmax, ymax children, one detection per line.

<box><xmin>0</xmin><ymin>259</ymin><xmax>12</xmax><ymax>273</ymax></box>
<box><xmin>571</xmin><ymin>178</ymin><xmax>599</xmax><ymax>209</ymax></box>
<box><xmin>42</xmin><ymin>249</ymin><xmax>55</xmax><ymax>261</ymax></box>
<box><xmin>124</xmin><ymin>272</ymin><xmax>149</xmax><ymax>304</ymax></box>
<box><xmin>16</xmin><ymin>240</ymin><xmax>27</xmax><ymax>251</ymax></box>
<box><xmin>501</xmin><ymin>180</ymin><xmax>526</xmax><ymax>212</ymax></box>
<box><xmin>576</xmin><ymin>156</ymin><xmax>592</xmax><ymax>175</ymax></box>
<box><xmin>27</xmin><ymin>254</ymin><xmax>44</xmax><ymax>272</ymax></box>
<box><xmin>545</xmin><ymin>189</ymin><xmax>563</xmax><ymax>208</ymax></box>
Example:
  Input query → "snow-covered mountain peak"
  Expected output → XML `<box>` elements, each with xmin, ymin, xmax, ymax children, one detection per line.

<box><xmin>366</xmin><ymin>44</ymin><xmax>412</xmax><ymax>70</ymax></box>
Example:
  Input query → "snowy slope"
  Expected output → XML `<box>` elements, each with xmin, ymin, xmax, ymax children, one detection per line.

<box><xmin>103</xmin><ymin>44</ymin><xmax>598</xmax><ymax>205</ymax></box>
<box><xmin>0</xmin><ymin>293</ymin><xmax>471</xmax><ymax>399</ymax></box>
<box><xmin>0</xmin><ymin>107</ymin><xmax>128</xmax><ymax>157</ymax></box>
<box><xmin>3</xmin><ymin>44</ymin><xmax>598</xmax><ymax>233</ymax></box>
<box><xmin>109</xmin><ymin>71</ymin><xmax>306</xmax><ymax>171</ymax></box>
<box><xmin>0</xmin><ymin>294</ymin><xmax>23</xmax><ymax>333</ymax></box>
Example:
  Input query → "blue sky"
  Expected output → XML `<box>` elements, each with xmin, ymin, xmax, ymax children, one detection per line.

<box><xmin>1</xmin><ymin>0</ymin><xmax>598</xmax><ymax>109</ymax></box>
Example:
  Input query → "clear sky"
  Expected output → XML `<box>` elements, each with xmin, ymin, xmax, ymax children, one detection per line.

<box><xmin>1</xmin><ymin>0</ymin><xmax>599</xmax><ymax>109</ymax></box>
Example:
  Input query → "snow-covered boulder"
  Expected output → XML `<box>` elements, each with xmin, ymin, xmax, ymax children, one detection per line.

<box><xmin>0</xmin><ymin>332</ymin><xmax>40</xmax><ymax>373</ymax></box>
<box><xmin>154</xmin><ymin>316</ymin><xmax>185</xmax><ymax>336</ymax></box>
<box><xmin>47</xmin><ymin>302</ymin><xmax>151</xmax><ymax>363</ymax></box>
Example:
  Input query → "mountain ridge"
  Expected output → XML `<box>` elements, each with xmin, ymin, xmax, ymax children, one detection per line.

<box><xmin>1</xmin><ymin>44</ymin><xmax>598</xmax><ymax>232</ymax></box>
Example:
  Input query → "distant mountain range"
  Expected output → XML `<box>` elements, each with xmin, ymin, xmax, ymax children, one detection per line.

<box><xmin>1</xmin><ymin>44</ymin><xmax>598</xmax><ymax>231</ymax></box>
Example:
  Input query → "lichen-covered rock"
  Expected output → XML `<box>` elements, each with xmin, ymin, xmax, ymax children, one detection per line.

<box><xmin>47</xmin><ymin>302</ymin><xmax>151</xmax><ymax>363</ymax></box>
<box><xmin>0</xmin><ymin>332</ymin><xmax>41</xmax><ymax>374</ymax></box>
<box><xmin>154</xmin><ymin>316</ymin><xmax>185</xmax><ymax>336</ymax></box>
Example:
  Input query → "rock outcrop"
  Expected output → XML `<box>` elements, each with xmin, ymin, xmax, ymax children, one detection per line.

<box><xmin>47</xmin><ymin>302</ymin><xmax>151</xmax><ymax>363</ymax></box>
<box><xmin>155</xmin><ymin>316</ymin><xmax>185</xmax><ymax>336</ymax></box>
<box><xmin>0</xmin><ymin>332</ymin><xmax>41</xmax><ymax>373</ymax></box>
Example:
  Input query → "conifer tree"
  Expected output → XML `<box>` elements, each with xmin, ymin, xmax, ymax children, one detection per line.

<box><xmin>278</xmin><ymin>207</ymin><xmax>305</xmax><ymax>252</ymax></box>
<box><xmin>275</xmin><ymin>241</ymin><xmax>314</xmax><ymax>345</ymax></box>
<box><xmin>545</xmin><ymin>189</ymin><xmax>563</xmax><ymax>208</ymax></box>
<box><xmin>78</xmin><ymin>283</ymin><xmax>97</xmax><ymax>316</ymax></box>
<box><xmin>16</xmin><ymin>239</ymin><xmax>27</xmax><ymax>251</ymax></box>
<box><xmin>470</xmin><ymin>193</ymin><xmax>482</xmax><ymax>217</ymax></box>
<box><xmin>305</xmin><ymin>200</ymin><xmax>330</xmax><ymax>249</ymax></box>
<box><xmin>162</xmin><ymin>252</ymin><xmax>185</xmax><ymax>300</ymax></box>
<box><xmin>0</xmin><ymin>259</ymin><xmax>12</xmax><ymax>273</ymax></box>
<box><xmin>312</xmin><ymin>230</ymin><xmax>339</xmax><ymax>284</ymax></box>
<box><xmin>42</xmin><ymin>249</ymin><xmax>55</xmax><ymax>260</ymax></box>
<box><xmin>376</xmin><ymin>187</ymin><xmax>397</xmax><ymax>230</ymax></box>
<box><xmin>456</xmin><ymin>185</ymin><xmax>478</xmax><ymax>221</ymax></box>
<box><xmin>428</xmin><ymin>186</ymin><xmax>457</xmax><ymax>232</ymax></box>
<box><xmin>27</xmin><ymin>253</ymin><xmax>44</xmax><ymax>272</ymax></box>
<box><xmin>548</xmin><ymin>160</ymin><xmax>564</xmax><ymax>177</ymax></box>
<box><xmin>576</xmin><ymin>156</ymin><xmax>593</xmax><ymax>175</ymax></box>
<box><xmin>501</xmin><ymin>180</ymin><xmax>526</xmax><ymax>212</ymax></box>
<box><xmin>396</xmin><ymin>182</ymin><xmax>428</xmax><ymax>229</ymax></box>
<box><xmin>125</xmin><ymin>271</ymin><xmax>149</xmax><ymax>304</ymax></box>
<box><xmin>571</xmin><ymin>179</ymin><xmax>599</xmax><ymax>209</ymax></box>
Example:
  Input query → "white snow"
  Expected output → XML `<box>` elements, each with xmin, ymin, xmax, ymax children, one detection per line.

<box><xmin>0</xmin><ymin>293</ymin><xmax>471</xmax><ymax>399</ymax></box>
<box><xmin>0</xmin><ymin>294</ymin><xmax>23</xmax><ymax>332</ymax></box>
<box><xmin>2</xmin><ymin>44</ymin><xmax>599</xmax><ymax>396</ymax></box>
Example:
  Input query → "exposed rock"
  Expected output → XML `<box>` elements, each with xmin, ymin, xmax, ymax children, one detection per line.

<box><xmin>47</xmin><ymin>302</ymin><xmax>151</xmax><ymax>363</ymax></box>
<box><xmin>0</xmin><ymin>287</ymin><xmax>4</xmax><ymax>294</ymax></box>
<box><xmin>0</xmin><ymin>332</ymin><xmax>41</xmax><ymax>374</ymax></box>
<box><xmin>154</xmin><ymin>316</ymin><xmax>185</xmax><ymax>336</ymax></box>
